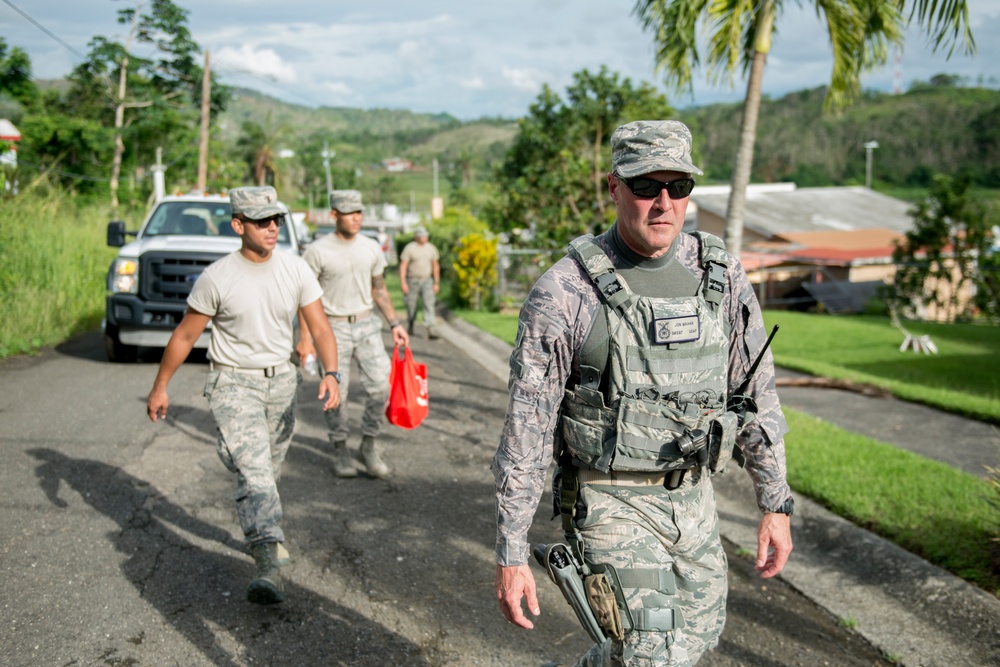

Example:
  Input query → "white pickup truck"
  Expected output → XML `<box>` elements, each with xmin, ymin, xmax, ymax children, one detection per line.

<box><xmin>103</xmin><ymin>191</ymin><xmax>305</xmax><ymax>362</ymax></box>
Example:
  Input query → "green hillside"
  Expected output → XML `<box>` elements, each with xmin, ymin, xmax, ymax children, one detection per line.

<box><xmin>681</xmin><ymin>81</ymin><xmax>1000</xmax><ymax>191</ymax></box>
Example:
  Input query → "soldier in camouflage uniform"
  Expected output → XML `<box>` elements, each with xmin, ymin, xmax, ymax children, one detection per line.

<box><xmin>147</xmin><ymin>186</ymin><xmax>342</xmax><ymax>606</ymax></box>
<box><xmin>297</xmin><ymin>190</ymin><xmax>410</xmax><ymax>480</ymax></box>
<box><xmin>492</xmin><ymin>121</ymin><xmax>793</xmax><ymax>666</ymax></box>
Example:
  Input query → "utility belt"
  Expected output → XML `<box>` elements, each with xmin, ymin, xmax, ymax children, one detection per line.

<box><xmin>577</xmin><ymin>466</ymin><xmax>700</xmax><ymax>490</ymax></box>
<box><xmin>328</xmin><ymin>309</ymin><xmax>373</xmax><ymax>323</ymax></box>
<box><xmin>210</xmin><ymin>361</ymin><xmax>293</xmax><ymax>378</ymax></box>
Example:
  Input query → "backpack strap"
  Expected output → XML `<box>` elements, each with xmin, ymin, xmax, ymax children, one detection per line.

<box><xmin>692</xmin><ymin>231</ymin><xmax>728</xmax><ymax>311</ymax></box>
<box><xmin>566</xmin><ymin>235</ymin><xmax>633</xmax><ymax>314</ymax></box>
<box><xmin>566</xmin><ymin>235</ymin><xmax>636</xmax><ymax>394</ymax></box>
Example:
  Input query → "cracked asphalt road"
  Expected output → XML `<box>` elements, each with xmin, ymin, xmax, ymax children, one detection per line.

<box><xmin>0</xmin><ymin>330</ymin><xmax>893</xmax><ymax>666</ymax></box>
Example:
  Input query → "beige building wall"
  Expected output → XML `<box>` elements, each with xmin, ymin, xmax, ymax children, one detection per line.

<box><xmin>696</xmin><ymin>210</ymin><xmax>771</xmax><ymax>245</ymax></box>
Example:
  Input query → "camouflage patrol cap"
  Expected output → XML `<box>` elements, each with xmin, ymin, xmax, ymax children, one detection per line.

<box><xmin>329</xmin><ymin>189</ymin><xmax>364</xmax><ymax>213</ymax></box>
<box><xmin>414</xmin><ymin>226</ymin><xmax>429</xmax><ymax>238</ymax></box>
<box><xmin>611</xmin><ymin>120</ymin><xmax>703</xmax><ymax>177</ymax></box>
<box><xmin>230</xmin><ymin>185</ymin><xmax>284</xmax><ymax>220</ymax></box>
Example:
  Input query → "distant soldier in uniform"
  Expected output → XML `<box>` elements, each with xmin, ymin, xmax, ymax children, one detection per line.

<box><xmin>146</xmin><ymin>185</ymin><xmax>341</xmax><ymax>606</ymax></box>
<box><xmin>399</xmin><ymin>225</ymin><xmax>441</xmax><ymax>339</ymax></box>
<box><xmin>297</xmin><ymin>190</ymin><xmax>409</xmax><ymax>480</ymax></box>
<box><xmin>492</xmin><ymin>120</ymin><xmax>794</xmax><ymax>666</ymax></box>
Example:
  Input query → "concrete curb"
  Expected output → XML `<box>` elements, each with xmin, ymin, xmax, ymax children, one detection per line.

<box><xmin>439</xmin><ymin>312</ymin><xmax>1000</xmax><ymax>667</ymax></box>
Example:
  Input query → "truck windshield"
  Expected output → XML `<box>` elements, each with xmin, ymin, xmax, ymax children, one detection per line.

<box><xmin>142</xmin><ymin>201</ymin><xmax>291</xmax><ymax>244</ymax></box>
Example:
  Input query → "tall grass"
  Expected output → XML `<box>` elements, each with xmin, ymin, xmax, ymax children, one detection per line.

<box><xmin>0</xmin><ymin>192</ymin><xmax>119</xmax><ymax>356</ymax></box>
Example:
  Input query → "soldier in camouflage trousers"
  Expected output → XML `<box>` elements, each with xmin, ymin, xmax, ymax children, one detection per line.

<box><xmin>147</xmin><ymin>186</ymin><xmax>341</xmax><ymax>606</ymax></box>
<box><xmin>492</xmin><ymin>121</ymin><xmax>793</xmax><ymax>666</ymax></box>
<box><xmin>298</xmin><ymin>189</ymin><xmax>409</xmax><ymax>480</ymax></box>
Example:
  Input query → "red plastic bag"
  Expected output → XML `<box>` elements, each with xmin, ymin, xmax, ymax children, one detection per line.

<box><xmin>386</xmin><ymin>345</ymin><xmax>428</xmax><ymax>429</ymax></box>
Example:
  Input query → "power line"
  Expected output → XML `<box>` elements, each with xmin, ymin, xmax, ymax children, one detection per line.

<box><xmin>213</xmin><ymin>64</ymin><xmax>325</xmax><ymax>109</ymax></box>
<box><xmin>1</xmin><ymin>0</ymin><xmax>88</xmax><ymax>62</ymax></box>
<box><xmin>14</xmin><ymin>158</ymin><xmax>111</xmax><ymax>182</ymax></box>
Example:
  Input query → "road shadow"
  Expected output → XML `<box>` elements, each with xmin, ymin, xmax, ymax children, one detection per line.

<box><xmin>54</xmin><ymin>329</ymin><xmax>211</xmax><ymax>366</ymax></box>
<box><xmin>27</xmin><ymin>448</ymin><xmax>429</xmax><ymax>666</ymax></box>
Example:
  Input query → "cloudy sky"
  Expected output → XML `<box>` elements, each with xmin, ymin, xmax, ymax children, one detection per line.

<box><xmin>4</xmin><ymin>0</ymin><xmax>999</xmax><ymax>120</ymax></box>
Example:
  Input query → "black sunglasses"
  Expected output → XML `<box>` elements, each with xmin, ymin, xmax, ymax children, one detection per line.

<box><xmin>239</xmin><ymin>215</ymin><xmax>285</xmax><ymax>228</ymax></box>
<box><xmin>617</xmin><ymin>175</ymin><xmax>695</xmax><ymax>199</ymax></box>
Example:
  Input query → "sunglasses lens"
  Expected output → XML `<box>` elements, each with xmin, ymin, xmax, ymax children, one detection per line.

<box><xmin>250</xmin><ymin>216</ymin><xmax>284</xmax><ymax>228</ymax></box>
<box><xmin>668</xmin><ymin>179</ymin><xmax>695</xmax><ymax>198</ymax></box>
<box><xmin>626</xmin><ymin>177</ymin><xmax>694</xmax><ymax>199</ymax></box>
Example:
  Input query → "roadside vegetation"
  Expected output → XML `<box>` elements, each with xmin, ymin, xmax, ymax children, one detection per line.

<box><xmin>452</xmin><ymin>307</ymin><xmax>1000</xmax><ymax>597</ymax></box>
<box><xmin>0</xmin><ymin>191</ymin><xmax>120</xmax><ymax>356</ymax></box>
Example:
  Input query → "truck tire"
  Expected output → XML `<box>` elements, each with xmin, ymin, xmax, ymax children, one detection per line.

<box><xmin>104</xmin><ymin>325</ymin><xmax>138</xmax><ymax>363</ymax></box>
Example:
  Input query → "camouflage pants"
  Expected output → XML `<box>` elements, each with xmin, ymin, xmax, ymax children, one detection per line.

<box><xmin>204</xmin><ymin>368</ymin><xmax>300</xmax><ymax>548</ymax></box>
<box><xmin>573</xmin><ymin>471</ymin><xmax>727</xmax><ymax>667</ymax></box>
<box><xmin>324</xmin><ymin>316</ymin><xmax>390</xmax><ymax>441</ymax></box>
<box><xmin>404</xmin><ymin>277</ymin><xmax>436</xmax><ymax>327</ymax></box>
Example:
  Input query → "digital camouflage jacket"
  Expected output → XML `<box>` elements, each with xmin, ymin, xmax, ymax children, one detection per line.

<box><xmin>491</xmin><ymin>229</ymin><xmax>790</xmax><ymax>566</ymax></box>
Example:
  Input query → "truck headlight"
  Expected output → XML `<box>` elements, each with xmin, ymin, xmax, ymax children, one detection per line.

<box><xmin>110</xmin><ymin>258</ymin><xmax>139</xmax><ymax>294</ymax></box>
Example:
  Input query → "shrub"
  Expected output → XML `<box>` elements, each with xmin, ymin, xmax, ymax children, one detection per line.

<box><xmin>452</xmin><ymin>233</ymin><xmax>497</xmax><ymax>311</ymax></box>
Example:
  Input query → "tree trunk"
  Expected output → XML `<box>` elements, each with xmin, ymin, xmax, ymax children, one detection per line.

<box><xmin>197</xmin><ymin>50</ymin><xmax>211</xmax><ymax>193</ymax></box>
<box><xmin>109</xmin><ymin>54</ymin><xmax>129</xmax><ymax>216</ymax></box>
<box><xmin>109</xmin><ymin>8</ymin><xmax>140</xmax><ymax>216</ymax></box>
<box><xmin>723</xmin><ymin>1</ymin><xmax>775</xmax><ymax>259</ymax></box>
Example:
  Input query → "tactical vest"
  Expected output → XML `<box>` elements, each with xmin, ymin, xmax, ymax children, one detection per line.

<box><xmin>559</xmin><ymin>232</ymin><xmax>740</xmax><ymax>474</ymax></box>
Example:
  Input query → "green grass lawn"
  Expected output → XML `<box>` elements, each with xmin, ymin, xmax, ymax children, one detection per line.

<box><xmin>786</xmin><ymin>409</ymin><xmax>998</xmax><ymax>595</ymax></box>
<box><xmin>451</xmin><ymin>307</ymin><xmax>1000</xmax><ymax>596</ymax></box>
<box><xmin>764</xmin><ymin>311</ymin><xmax>1000</xmax><ymax>423</ymax></box>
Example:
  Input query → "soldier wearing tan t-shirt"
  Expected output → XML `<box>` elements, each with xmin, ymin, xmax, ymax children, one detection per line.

<box><xmin>146</xmin><ymin>185</ymin><xmax>341</xmax><ymax>606</ymax></box>
<box><xmin>298</xmin><ymin>189</ymin><xmax>409</xmax><ymax>480</ymax></box>
<box><xmin>399</xmin><ymin>226</ymin><xmax>441</xmax><ymax>339</ymax></box>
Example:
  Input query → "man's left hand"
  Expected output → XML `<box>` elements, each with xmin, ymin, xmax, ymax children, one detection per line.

<box><xmin>755</xmin><ymin>512</ymin><xmax>792</xmax><ymax>578</ymax></box>
<box><xmin>318</xmin><ymin>376</ymin><xmax>341</xmax><ymax>411</ymax></box>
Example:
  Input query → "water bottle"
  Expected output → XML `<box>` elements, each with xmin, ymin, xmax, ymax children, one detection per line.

<box><xmin>303</xmin><ymin>353</ymin><xmax>318</xmax><ymax>377</ymax></box>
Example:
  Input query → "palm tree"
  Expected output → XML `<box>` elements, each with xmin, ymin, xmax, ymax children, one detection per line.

<box><xmin>633</xmin><ymin>0</ymin><xmax>975</xmax><ymax>258</ymax></box>
<box><xmin>237</xmin><ymin>112</ymin><xmax>289</xmax><ymax>187</ymax></box>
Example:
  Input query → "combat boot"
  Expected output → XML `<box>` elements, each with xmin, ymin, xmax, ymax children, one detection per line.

<box><xmin>407</xmin><ymin>318</ymin><xmax>416</xmax><ymax>335</ymax></box>
<box><xmin>331</xmin><ymin>440</ymin><xmax>357</xmax><ymax>478</ymax></box>
<box><xmin>427</xmin><ymin>326</ymin><xmax>440</xmax><ymax>340</ymax></box>
<box><xmin>360</xmin><ymin>435</ymin><xmax>390</xmax><ymax>479</ymax></box>
<box><xmin>247</xmin><ymin>542</ymin><xmax>285</xmax><ymax>605</ymax></box>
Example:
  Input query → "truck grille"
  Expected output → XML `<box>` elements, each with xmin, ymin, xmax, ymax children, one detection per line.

<box><xmin>140</xmin><ymin>251</ymin><xmax>223</xmax><ymax>302</ymax></box>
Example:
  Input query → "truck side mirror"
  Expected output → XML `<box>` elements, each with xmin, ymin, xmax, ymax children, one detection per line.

<box><xmin>107</xmin><ymin>220</ymin><xmax>127</xmax><ymax>247</ymax></box>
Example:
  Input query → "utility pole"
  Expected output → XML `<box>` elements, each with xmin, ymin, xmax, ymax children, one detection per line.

<box><xmin>864</xmin><ymin>141</ymin><xmax>879</xmax><ymax>189</ymax></box>
<box><xmin>322</xmin><ymin>141</ymin><xmax>334</xmax><ymax>194</ymax></box>
<box><xmin>197</xmin><ymin>50</ymin><xmax>211</xmax><ymax>193</ymax></box>
<box><xmin>431</xmin><ymin>157</ymin><xmax>443</xmax><ymax>219</ymax></box>
<box><xmin>152</xmin><ymin>147</ymin><xmax>165</xmax><ymax>201</ymax></box>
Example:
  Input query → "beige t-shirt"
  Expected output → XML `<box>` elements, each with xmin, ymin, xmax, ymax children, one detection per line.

<box><xmin>400</xmin><ymin>241</ymin><xmax>439</xmax><ymax>280</ymax></box>
<box><xmin>303</xmin><ymin>233</ymin><xmax>387</xmax><ymax>317</ymax></box>
<box><xmin>188</xmin><ymin>250</ymin><xmax>322</xmax><ymax>368</ymax></box>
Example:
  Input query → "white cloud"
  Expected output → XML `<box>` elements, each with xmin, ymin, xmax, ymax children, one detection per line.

<box><xmin>320</xmin><ymin>81</ymin><xmax>354</xmax><ymax>97</ymax></box>
<box><xmin>501</xmin><ymin>67</ymin><xmax>547</xmax><ymax>93</ymax></box>
<box><xmin>5</xmin><ymin>0</ymin><xmax>998</xmax><ymax>119</ymax></box>
<box><xmin>212</xmin><ymin>44</ymin><xmax>298</xmax><ymax>83</ymax></box>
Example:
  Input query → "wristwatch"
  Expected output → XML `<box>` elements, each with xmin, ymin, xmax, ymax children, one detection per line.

<box><xmin>325</xmin><ymin>370</ymin><xmax>342</xmax><ymax>383</ymax></box>
<box><xmin>772</xmin><ymin>497</ymin><xmax>794</xmax><ymax>516</ymax></box>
